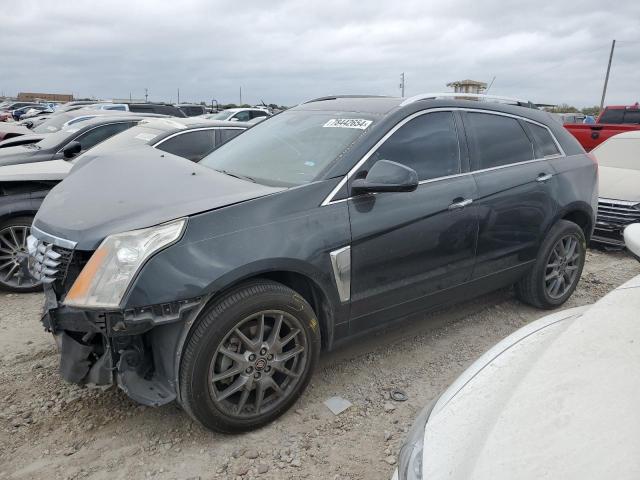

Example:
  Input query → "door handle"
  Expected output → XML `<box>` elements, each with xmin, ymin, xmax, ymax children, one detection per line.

<box><xmin>536</xmin><ymin>173</ymin><xmax>553</xmax><ymax>183</ymax></box>
<box><xmin>448</xmin><ymin>198</ymin><xmax>473</xmax><ymax>210</ymax></box>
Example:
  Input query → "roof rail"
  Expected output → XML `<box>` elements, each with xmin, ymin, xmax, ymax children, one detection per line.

<box><xmin>303</xmin><ymin>95</ymin><xmax>391</xmax><ymax>104</ymax></box>
<box><xmin>399</xmin><ymin>92</ymin><xmax>537</xmax><ymax>108</ymax></box>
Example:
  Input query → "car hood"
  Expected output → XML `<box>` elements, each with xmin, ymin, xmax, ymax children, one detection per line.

<box><xmin>0</xmin><ymin>159</ymin><xmax>71</xmax><ymax>181</ymax></box>
<box><xmin>422</xmin><ymin>274</ymin><xmax>640</xmax><ymax>480</ymax></box>
<box><xmin>0</xmin><ymin>145</ymin><xmax>50</xmax><ymax>166</ymax></box>
<box><xmin>598</xmin><ymin>166</ymin><xmax>640</xmax><ymax>203</ymax></box>
<box><xmin>0</xmin><ymin>123</ymin><xmax>32</xmax><ymax>138</ymax></box>
<box><xmin>33</xmin><ymin>146</ymin><xmax>284</xmax><ymax>250</ymax></box>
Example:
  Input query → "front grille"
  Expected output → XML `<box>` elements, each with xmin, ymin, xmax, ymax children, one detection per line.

<box><xmin>596</xmin><ymin>198</ymin><xmax>640</xmax><ymax>228</ymax></box>
<box><xmin>28</xmin><ymin>236</ymin><xmax>74</xmax><ymax>287</ymax></box>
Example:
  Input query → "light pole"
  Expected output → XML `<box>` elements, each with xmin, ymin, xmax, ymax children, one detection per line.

<box><xmin>599</xmin><ymin>40</ymin><xmax>616</xmax><ymax>113</ymax></box>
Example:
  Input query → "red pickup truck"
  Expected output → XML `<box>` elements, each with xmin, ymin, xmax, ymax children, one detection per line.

<box><xmin>564</xmin><ymin>103</ymin><xmax>640</xmax><ymax>151</ymax></box>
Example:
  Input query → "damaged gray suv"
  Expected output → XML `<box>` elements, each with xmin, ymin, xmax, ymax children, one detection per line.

<box><xmin>28</xmin><ymin>95</ymin><xmax>597</xmax><ymax>433</ymax></box>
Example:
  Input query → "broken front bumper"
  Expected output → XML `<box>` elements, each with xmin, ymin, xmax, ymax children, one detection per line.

<box><xmin>42</xmin><ymin>284</ymin><xmax>202</xmax><ymax>407</ymax></box>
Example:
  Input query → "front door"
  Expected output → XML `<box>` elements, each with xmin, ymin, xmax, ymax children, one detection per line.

<box><xmin>348</xmin><ymin>111</ymin><xmax>479</xmax><ymax>333</ymax></box>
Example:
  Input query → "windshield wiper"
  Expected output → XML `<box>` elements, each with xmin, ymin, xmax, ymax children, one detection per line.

<box><xmin>215</xmin><ymin>169</ymin><xmax>257</xmax><ymax>183</ymax></box>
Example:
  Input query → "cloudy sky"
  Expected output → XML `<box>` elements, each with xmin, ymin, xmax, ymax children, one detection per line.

<box><xmin>1</xmin><ymin>0</ymin><xmax>638</xmax><ymax>107</ymax></box>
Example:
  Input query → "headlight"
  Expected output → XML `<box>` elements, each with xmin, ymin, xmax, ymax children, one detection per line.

<box><xmin>64</xmin><ymin>218</ymin><xmax>186</xmax><ymax>309</ymax></box>
<box><xmin>397</xmin><ymin>401</ymin><xmax>435</xmax><ymax>480</ymax></box>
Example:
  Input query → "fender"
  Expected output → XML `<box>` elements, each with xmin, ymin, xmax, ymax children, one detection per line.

<box><xmin>163</xmin><ymin>259</ymin><xmax>343</xmax><ymax>405</ymax></box>
<box><xmin>549</xmin><ymin>200</ymin><xmax>595</xmax><ymax>241</ymax></box>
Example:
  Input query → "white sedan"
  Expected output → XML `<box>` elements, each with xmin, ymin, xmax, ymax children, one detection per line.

<box><xmin>393</xmin><ymin>224</ymin><xmax>640</xmax><ymax>480</ymax></box>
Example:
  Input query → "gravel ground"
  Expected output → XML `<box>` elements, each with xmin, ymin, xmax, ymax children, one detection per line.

<box><xmin>1</xmin><ymin>249</ymin><xmax>638</xmax><ymax>480</ymax></box>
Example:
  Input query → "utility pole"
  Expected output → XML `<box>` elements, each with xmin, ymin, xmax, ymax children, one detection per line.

<box><xmin>144</xmin><ymin>88</ymin><xmax>149</xmax><ymax>103</ymax></box>
<box><xmin>599</xmin><ymin>39</ymin><xmax>616</xmax><ymax>112</ymax></box>
<box><xmin>399</xmin><ymin>73</ymin><xmax>405</xmax><ymax>97</ymax></box>
<box><xmin>177</xmin><ymin>88</ymin><xmax>180</xmax><ymax>104</ymax></box>
<box><xmin>239</xmin><ymin>86</ymin><xmax>243</xmax><ymax>105</ymax></box>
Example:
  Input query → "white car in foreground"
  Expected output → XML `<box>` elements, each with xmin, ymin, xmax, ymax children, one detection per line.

<box><xmin>393</xmin><ymin>223</ymin><xmax>640</xmax><ymax>480</ymax></box>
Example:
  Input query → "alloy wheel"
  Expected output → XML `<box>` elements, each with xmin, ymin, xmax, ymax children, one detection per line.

<box><xmin>208</xmin><ymin>310</ymin><xmax>308</xmax><ymax>418</ymax></box>
<box><xmin>0</xmin><ymin>225</ymin><xmax>38</xmax><ymax>289</ymax></box>
<box><xmin>544</xmin><ymin>234</ymin><xmax>581</xmax><ymax>299</ymax></box>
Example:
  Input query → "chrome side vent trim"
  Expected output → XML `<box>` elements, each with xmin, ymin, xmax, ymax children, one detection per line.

<box><xmin>330</xmin><ymin>246</ymin><xmax>351</xmax><ymax>302</ymax></box>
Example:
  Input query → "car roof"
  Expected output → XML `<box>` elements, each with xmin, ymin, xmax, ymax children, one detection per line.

<box><xmin>70</xmin><ymin>114</ymin><xmax>170</xmax><ymax>128</ymax></box>
<box><xmin>137</xmin><ymin>117</ymin><xmax>252</xmax><ymax>131</ymax></box>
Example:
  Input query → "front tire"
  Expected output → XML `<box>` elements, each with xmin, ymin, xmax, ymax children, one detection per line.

<box><xmin>0</xmin><ymin>215</ymin><xmax>41</xmax><ymax>293</ymax></box>
<box><xmin>179</xmin><ymin>280</ymin><xmax>321</xmax><ymax>433</ymax></box>
<box><xmin>515</xmin><ymin>220</ymin><xmax>586</xmax><ymax>309</ymax></box>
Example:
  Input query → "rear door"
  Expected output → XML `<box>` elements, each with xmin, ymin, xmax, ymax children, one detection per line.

<box><xmin>462</xmin><ymin>111</ymin><xmax>558</xmax><ymax>279</ymax></box>
<box><xmin>348</xmin><ymin>110</ymin><xmax>479</xmax><ymax>332</ymax></box>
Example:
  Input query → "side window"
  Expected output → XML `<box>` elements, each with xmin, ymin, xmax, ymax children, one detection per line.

<box><xmin>527</xmin><ymin>123</ymin><xmax>560</xmax><ymax>157</ymax></box>
<box><xmin>155</xmin><ymin>130</ymin><xmax>216</xmax><ymax>161</ymax></box>
<box><xmin>218</xmin><ymin>128</ymin><xmax>244</xmax><ymax>146</ymax></box>
<box><xmin>232</xmin><ymin>111</ymin><xmax>251</xmax><ymax>122</ymax></box>
<box><xmin>371</xmin><ymin>111</ymin><xmax>460</xmax><ymax>181</ymax></box>
<box><xmin>623</xmin><ymin>110</ymin><xmax>640</xmax><ymax>124</ymax></box>
<box><xmin>250</xmin><ymin>111</ymin><xmax>268</xmax><ymax>119</ymax></box>
<box><xmin>599</xmin><ymin>109</ymin><xmax>624</xmax><ymax>124</ymax></box>
<box><xmin>128</xmin><ymin>105</ymin><xmax>153</xmax><ymax>113</ymax></box>
<box><xmin>73</xmin><ymin>122</ymin><xmax>133</xmax><ymax>152</ymax></box>
<box><xmin>465</xmin><ymin>113</ymin><xmax>533</xmax><ymax>170</ymax></box>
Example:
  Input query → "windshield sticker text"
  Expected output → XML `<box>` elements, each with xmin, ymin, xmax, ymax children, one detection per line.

<box><xmin>323</xmin><ymin>118</ymin><xmax>372</xmax><ymax>130</ymax></box>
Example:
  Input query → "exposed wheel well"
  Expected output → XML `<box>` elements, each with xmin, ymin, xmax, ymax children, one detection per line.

<box><xmin>561</xmin><ymin>210</ymin><xmax>592</xmax><ymax>242</ymax></box>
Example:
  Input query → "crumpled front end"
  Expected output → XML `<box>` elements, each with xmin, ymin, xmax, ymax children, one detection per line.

<box><xmin>28</xmin><ymin>226</ymin><xmax>200</xmax><ymax>407</ymax></box>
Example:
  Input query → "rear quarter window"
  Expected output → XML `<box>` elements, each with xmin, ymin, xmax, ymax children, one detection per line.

<box><xmin>527</xmin><ymin>123</ymin><xmax>560</xmax><ymax>157</ymax></box>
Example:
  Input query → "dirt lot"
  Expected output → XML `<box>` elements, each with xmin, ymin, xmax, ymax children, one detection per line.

<box><xmin>1</xmin><ymin>249</ymin><xmax>638</xmax><ymax>480</ymax></box>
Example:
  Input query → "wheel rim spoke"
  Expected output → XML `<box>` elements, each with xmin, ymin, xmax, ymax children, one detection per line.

<box><xmin>277</xmin><ymin>345</ymin><xmax>304</xmax><ymax>363</ymax></box>
<box><xmin>278</xmin><ymin>328</ymin><xmax>300</xmax><ymax>348</ymax></box>
<box><xmin>217</xmin><ymin>375</ymin><xmax>249</xmax><ymax>401</ymax></box>
<box><xmin>211</xmin><ymin>365</ymin><xmax>244</xmax><ymax>383</ymax></box>
<box><xmin>219</xmin><ymin>347</ymin><xmax>247</xmax><ymax>365</ymax></box>
<box><xmin>236</xmin><ymin>377</ymin><xmax>254</xmax><ymax>414</ymax></box>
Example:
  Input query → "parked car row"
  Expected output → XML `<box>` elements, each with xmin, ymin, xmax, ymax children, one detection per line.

<box><xmin>0</xmin><ymin>103</ymin><xmax>254</xmax><ymax>291</ymax></box>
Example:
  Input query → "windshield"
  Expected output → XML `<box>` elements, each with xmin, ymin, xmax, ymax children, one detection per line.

<box><xmin>33</xmin><ymin>113</ymin><xmax>76</xmax><ymax>133</ymax></box>
<box><xmin>209</xmin><ymin>111</ymin><xmax>234</xmax><ymax>120</ymax></box>
<box><xmin>199</xmin><ymin>110</ymin><xmax>376</xmax><ymax>187</ymax></box>
<box><xmin>594</xmin><ymin>138</ymin><xmax>640</xmax><ymax>170</ymax></box>
<box><xmin>32</xmin><ymin>126</ymin><xmax>80</xmax><ymax>150</ymax></box>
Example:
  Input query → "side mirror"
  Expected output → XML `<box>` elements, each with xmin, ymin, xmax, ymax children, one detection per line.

<box><xmin>62</xmin><ymin>141</ymin><xmax>82</xmax><ymax>159</ymax></box>
<box><xmin>351</xmin><ymin>160</ymin><xmax>419</xmax><ymax>195</ymax></box>
<box><xmin>229</xmin><ymin>117</ymin><xmax>240</xmax><ymax>122</ymax></box>
<box><xmin>624</xmin><ymin>224</ymin><xmax>640</xmax><ymax>261</ymax></box>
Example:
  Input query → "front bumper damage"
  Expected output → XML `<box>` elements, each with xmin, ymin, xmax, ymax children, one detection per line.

<box><xmin>42</xmin><ymin>285</ymin><xmax>202</xmax><ymax>406</ymax></box>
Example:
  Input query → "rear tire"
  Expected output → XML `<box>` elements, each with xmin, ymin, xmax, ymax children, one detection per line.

<box><xmin>179</xmin><ymin>280</ymin><xmax>321</xmax><ymax>433</ymax></box>
<box><xmin>0</xmin><ymin>215</ymin><xmax>40</xmax><ymax>293</ymax></box>
<box><xmin>515</xmin><ymin>220</ymin><xmax>586</xmax><ymax>309</ymax></box>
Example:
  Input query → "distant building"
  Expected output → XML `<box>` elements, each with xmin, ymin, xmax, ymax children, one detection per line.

<box><xmin>446</xmin><ymin>80</ymin><xmax>487</xmax><ymax>95</ymax></box>
<box><xmin>17</xmin><ymin>92</ymin><xmax>73</xmax><ymax>102</ymax></box>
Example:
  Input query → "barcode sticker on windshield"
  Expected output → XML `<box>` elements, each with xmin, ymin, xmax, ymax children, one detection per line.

<box><xmin>323</xmin><ymin>118</ymin><xmax>372</xmax><ymax>130</ymax></box>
